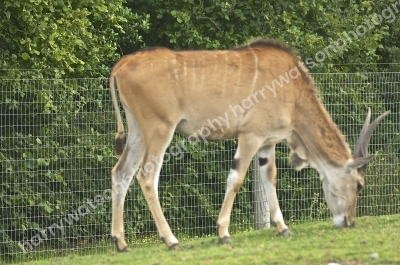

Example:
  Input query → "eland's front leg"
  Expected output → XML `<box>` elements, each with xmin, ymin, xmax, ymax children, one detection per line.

<box><xmin>257</xmin><ymin>144</ymin><xmax>291</xmax><ymax>235</ymax></box>
<box><xmin>217</xmin><ymin>133</ymin><xmax>264</xmax><ymax>243</ymax></box>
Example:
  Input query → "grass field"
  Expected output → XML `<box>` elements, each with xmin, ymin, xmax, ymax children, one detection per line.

<box><xmin>16</xmin><ymin>214</ymin><xmax>400</xmax><ymax>265</ymax></box>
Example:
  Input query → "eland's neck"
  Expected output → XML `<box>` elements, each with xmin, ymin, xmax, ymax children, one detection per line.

<box><xmin>292</xmin><ymin>98</ymin><xmax>352</xmax><ymax>173</ymax></box>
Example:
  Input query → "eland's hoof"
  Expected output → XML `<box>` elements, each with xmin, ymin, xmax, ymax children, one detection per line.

<box><xmin>118</xmin><ymin>246</ymin><xmax>131</xmax><ymax>253</ymax></box>
<box><xmin>219</xmin><ymin>236</ymin><xmax>232</xmax><ymax>244</ymax></box>
<box><xmin>169</xmin><ymin>243</ymin><xmax>182</xmax><ymax>250</ymax></box>
<box><xmin>112</xmin><ymin>236</ymin><xmax>130</xmax><ymax>252</ymax></box>
<box><xmin>278</xmin><ymin>229</ymin><xmax>293</xmax><ymax>237</ymax></box>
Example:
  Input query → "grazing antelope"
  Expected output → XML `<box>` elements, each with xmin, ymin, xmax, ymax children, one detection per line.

<box><xmin>109</xmin><ymin>38</ymin><xmax>389</xmax><ymax>251</ymax></box>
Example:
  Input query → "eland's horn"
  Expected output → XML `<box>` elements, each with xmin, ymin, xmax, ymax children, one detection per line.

<box><xmin>354</xmin><ymin>108</ymin><xmax>390</xmax><ymax>164</ymax></box>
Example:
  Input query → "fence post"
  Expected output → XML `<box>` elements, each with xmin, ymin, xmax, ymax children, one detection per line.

<box><xmin>253</xmin><ymin>154</ymin><xmax>270</xmax><ymax>230</ymax></box>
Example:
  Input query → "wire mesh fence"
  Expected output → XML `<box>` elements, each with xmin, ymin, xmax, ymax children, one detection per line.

<box><xmin>0</xmin><ymin>72</ymin><xmax>399</xmax><ymax>263</ymax></box>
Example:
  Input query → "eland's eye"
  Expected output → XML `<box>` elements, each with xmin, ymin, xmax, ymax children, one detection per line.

<box><xmin>357</xmin><ymin>181</ymin><xmax>364</xmax><ymax>192</ymax></box>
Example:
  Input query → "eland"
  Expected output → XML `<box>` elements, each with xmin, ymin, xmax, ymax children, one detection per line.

<box><xmin>109</xmin><ymin>38</ymin><xmax>390</xmax><ymax>251</ymax></box>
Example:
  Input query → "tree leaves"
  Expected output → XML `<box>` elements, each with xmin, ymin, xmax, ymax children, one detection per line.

<box><xmin>0</xmin><ymin>0</ymin><xmax>149</xmax><ymax>77</ymax></box>
<box><xmin>21</xmin><ymin>53</ymin><xmax>30</xmax><ymax>60</ymax></box>
<box><xmin>128</xmin><ymin>0</ymin><xmax>390</xmax><ymax>73</ymax></box>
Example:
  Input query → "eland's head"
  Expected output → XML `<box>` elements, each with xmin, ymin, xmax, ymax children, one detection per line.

<box><xmin>321</xmin><ymin>108</ymin><xmax>390</xmax><ymax>227</ymax></box>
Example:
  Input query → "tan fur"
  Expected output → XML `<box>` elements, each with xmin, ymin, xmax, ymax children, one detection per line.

<box><xmin>109</xmin><ymin>38</ymin><xmax>388</xmax><ymax>251</ymax></box>
<box><xmin>289</xmin><ymin>151</ymin><xmax>307</xmax><ymax>170</ymax></box>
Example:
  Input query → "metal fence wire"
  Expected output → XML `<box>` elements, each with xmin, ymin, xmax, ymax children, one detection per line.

<box><xmin>0</xmin><ymin>72</ymin><xmax>399</xmax><ymax>263</ymax></box>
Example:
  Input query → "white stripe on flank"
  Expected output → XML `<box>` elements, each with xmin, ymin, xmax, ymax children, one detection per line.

<box><xmin>234</xmin><ymin>51</ymin><xmax>242</xmax><ymax>88</ymax></box>
<box><xmin>249</xmin><ymin>47</ymin><xmax>259</xmax><ymax>93</ymax></box>
<box><xmin>174</xmin><ymin>68</ymin><xmax>179</xmax><ymax>81</ymax></box>
<box><xmin>165</xmin><ymin>59</ymin><xmax>172</xmax><ymax>82</ymax></box>
<box><xmin>192</xmin><ymin>60</ymin><xmax>196</xmax><ymax>90</ymax></box>
<box><xmin>213</xmin><ymin>53</ymin><xmax>218</xmax><ymax>72</ymax></box>
<box><xmin>222</xmin><ymin>52</ymin><xmax>229</xmax><ymax>91</ymax></box>
<box><xmin>200</xmin><ymin>55</ymin><xmax>205</xmax><ymax>90</ymax></box>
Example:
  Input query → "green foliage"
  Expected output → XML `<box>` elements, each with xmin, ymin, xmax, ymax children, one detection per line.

<box><xmin>0</xmin><ymin>0</ymin><xmax>149</xmax><ymax>77</ymax></box>
<box><xmin>0</xmin><ymin>1</ymin><xmax>148</xmax><ymax>257</ymax></box>
<box><xmin>0</xmin><ymin>79</ymin><xmax>116</xmax><ymax>257</ymax></box>
<box><xmin>128</xmin><ymin>0</ymin><xmax>390</xmax><ymax>72</ymax></box>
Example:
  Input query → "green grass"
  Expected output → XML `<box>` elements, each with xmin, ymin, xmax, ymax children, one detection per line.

<box><xmin>15</xmin><ymin>214</ymin><xmax>400</xmax><ymax>265</ymax></box>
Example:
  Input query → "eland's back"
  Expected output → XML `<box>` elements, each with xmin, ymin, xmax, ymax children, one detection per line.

<box><xmin>111</xmin><ymin>40</ymin><xmax>311</xmax><ymax>142</ymax></box>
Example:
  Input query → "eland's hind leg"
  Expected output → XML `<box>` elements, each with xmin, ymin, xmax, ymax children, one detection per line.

<box><xmin>111</xmin><ymin>110</ymin><xmax>144</xmax><ymax>252</ymax></box>
<box><xmin>257</xmin><ymin>144</ymin><xmax>291</xmax><ymax>235</ymax></box>
<box><xmin>217</xmin><ymin>133</ymin><xmax>264</xmax><ymax>243</ymax></box>
<box><xmin>136</xmin><ymin>122</ymin><xmax>180</xmax><ymax>249</ymax></box>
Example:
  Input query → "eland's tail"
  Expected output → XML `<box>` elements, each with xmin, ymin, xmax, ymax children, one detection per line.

<box><xmin>110</xmin><ymin>74</ymin><xmax>126</xmax><ymax>155</ymax></box>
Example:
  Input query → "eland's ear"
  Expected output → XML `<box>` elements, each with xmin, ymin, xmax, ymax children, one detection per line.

<box><xmin>347</xmin><ymin>156</ymin><xmax>374</xmax><ymax>172</ymax></box>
